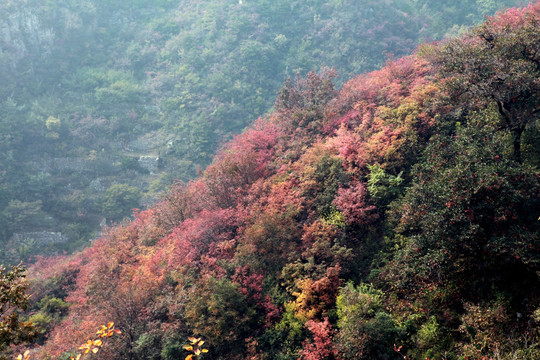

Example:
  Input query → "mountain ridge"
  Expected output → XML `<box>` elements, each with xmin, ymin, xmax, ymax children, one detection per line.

<box><xmin>19</xmin><ymin>3</ymin><xmax>540</xmax><ymax>359</ymax></box>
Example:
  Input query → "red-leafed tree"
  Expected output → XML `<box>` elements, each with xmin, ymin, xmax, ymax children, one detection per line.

<box><xmin>333</xmin><ymin>181</ymin><xmax>378</xmax><ymax>226</ymax></box>
<box><xmin>163</xmin><ymin>208</ymin><xmax>239</xmax><ymax>272</ymax></box>
<box><xmin>204</xmin><ymin>120</ymin><xmax>282</xmax><ymax>208</ymax></box>
<box><xmin>298</xmin><ymin>318</ymin><xmax>338</xmax><ymax>360</ymax></box>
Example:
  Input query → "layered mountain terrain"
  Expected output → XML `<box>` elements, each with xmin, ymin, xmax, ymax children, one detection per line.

<box><xmin>0</xmin><ymin>0</ymin><xmax>527</xmax><ymax>263</ymax></box>
<box><xmin>11</xmin><ymin>3</ymin><xmax>539</xmax><ymax>359</ymax></box>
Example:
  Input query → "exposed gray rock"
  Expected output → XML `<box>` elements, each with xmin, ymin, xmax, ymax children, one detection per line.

<box><xmin>5</xmin><ymin>231</ymin><xmax>68</xmax><ymax>263</ymax></box>
<box><xmin>90</xmin><ymin>178</ymin><xmax>106</xmax><ymax>192</ymax></box>
<box><xmin>9</xmin><ymin>231</ymin><xmax>68</xmax><ymax>257</ymax></box>
<box><xmin>11</xmin><ymin>231</ymin><xmax>68</xmax><ymax>246</ymax></box>
<box><xmin>0</xmin><ymin>10</ymin><xmax>55</xmax><ymax>63</ymax></box>
<box><xmin>36</xmin><ymin>157</ymin><xmax>92</xmax><ymax>173</ymax></box>
<box><xmin>138</xmin><ymin>156</ymin><xmax>160</xmax><ymax>174</ymax></box>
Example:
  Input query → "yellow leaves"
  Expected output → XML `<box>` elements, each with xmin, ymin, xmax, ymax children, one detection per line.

<box><xmin>291</xmin><ymin>278</ymin><xmax>318</xmax><ymax>321</ymax></box>
<box><xmin>67</xmin><ymin>322</ymin><xmax>121</xmax><ymax>360</ymax></box>
<box><xmin>96</xmin><ymin>325</ymin><xmax>107</xmax><ymax>336</ymax></box>
<box><xmin>96</xmin><ymin>321</ymin><xmax>121</xmax><ymax>338</ymax></box>
<box><xmin>77</xmin><ymin>338</ymin><xmax>101</xmax><ymax>354</ymax></box>
<box><xmin>79</xmin><ymin>340</ymin><xmax>94</xmax><ymax>354</ymax></box>
<box><xmin>184</xmin><ymin>336</ymin><xmax>209</xmax><ymax>359</ymax></box>
<box><xmin>16</xmin><ymin>350</ymin><xmax>30</xmax><ymax>360</ymax></box>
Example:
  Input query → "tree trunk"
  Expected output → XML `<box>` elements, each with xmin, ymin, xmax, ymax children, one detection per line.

<box><xmin>497</xmin><ymin>101</ymin><xmax>523</xmax><ymax>163</ymax></box>
<box><xmin>512</xmin><ymin>127</ymin><xmax>523</xmax><ymax>164</ymax></box>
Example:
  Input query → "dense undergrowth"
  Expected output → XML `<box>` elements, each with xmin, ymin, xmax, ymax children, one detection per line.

<box><xmin>3</xmin><ymin>2</ymin><xmax>540</xmax><ymax>360</ymax></box>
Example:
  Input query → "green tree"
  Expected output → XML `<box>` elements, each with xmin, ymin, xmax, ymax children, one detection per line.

<box><xmin>1</xmin><ymin>200</ymin><xmax>47</xmax><ymax>234</ymax></box>
<box><xmin>100</xmin><ymin>184</ymin><xmax>141</xmax><ymax>221</ymax></box>
<box><xmin>336</xmin><ymin>282</ymin><xmax>403</xmax><ymax>360</ymax></box>
<box><xmin>388</xmin><ymin>109</ymin><xmax>540</xmax><ymax>304</ymax></box>
<box><xmin>427</xmin><ymin>3</ymin><xmax>540</xmax><ymax>162</ymax></box>
<box><xmin>184</xmin><ymin>276</ymin><xmax>258</xmax><ymax>357</ymax></box>
<box><xmin>367</xmin><ymin>164</ymin><xmax>403</xmax><ymax>208</ymax></box>
<box><xmin>45</xmin><ymin>116</ymin><xmax>62</xmax><ymax>140</ymax></box>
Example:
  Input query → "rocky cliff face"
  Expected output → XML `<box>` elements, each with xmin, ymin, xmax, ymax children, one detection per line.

<box><xmin>0</xmin><ymin>10</ymin><xmax>54</xmax><ymax>65</ymax></box>
<box><xmin>6</xmin><ymin>231</ymin><xmax>69</xmax><ymax>262</ymax></box>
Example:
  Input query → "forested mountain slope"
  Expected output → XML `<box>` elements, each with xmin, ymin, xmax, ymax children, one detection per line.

<box><xmin>17</xmin><ymin>3</ymin><xmax>540</xmax><ymax>360</ymax></box>
<box><xmin>0</xmin><ymin>0</ymin><xmax>527</xmax><ymax>262</ymax></box>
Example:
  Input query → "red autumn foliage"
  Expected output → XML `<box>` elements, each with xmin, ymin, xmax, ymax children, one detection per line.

<box><xmin>232</xmin><ymin>266</ymin><xmax>281</xmax><ymax>327</ymax></box>
<box><xmin>204</xmin><ymin>119</ymin><xmax>282</xmax><ymax>208</ymax></box>
<box><xmin>161</xmin><ymin>208</ymin><xmax>239</xmax><ymax>271</ymax></box>
<box><xmin>333</xmin><ymin>182</ymin><xmax>378</xmax><ymax>225</ymax></box>
<box><xmin>298</xmin><ymin>317</ymin><xmax>338</xmax><ymax>360</ymax></box>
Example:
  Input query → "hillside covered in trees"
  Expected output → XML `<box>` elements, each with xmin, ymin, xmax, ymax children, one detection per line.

<box><xmin>0</xmin><ymin>0</ymin><xmax>528</xmax><ymax>263</ymax></box>
<box><xmin>6</xmin><ymin>3</ymin><xmax>538</xmax><ymax>359</ymax></box>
